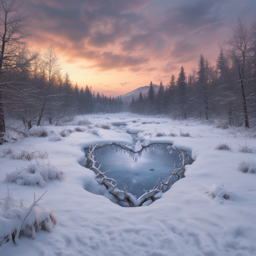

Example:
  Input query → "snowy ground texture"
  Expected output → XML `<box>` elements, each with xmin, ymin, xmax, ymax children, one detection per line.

<box><xmin>1</xmin><ymin>113</ymin><xmax>256</xmax><ymax>256</ymax></box>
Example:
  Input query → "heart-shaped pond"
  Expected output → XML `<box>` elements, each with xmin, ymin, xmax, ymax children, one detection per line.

<box><xmin>84</xmin><ymin>143</ymin><xmax>193</xmax><ymax>206</ymax></box>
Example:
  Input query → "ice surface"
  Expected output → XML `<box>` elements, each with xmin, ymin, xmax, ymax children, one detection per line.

<box><xmin>87</xmin><ymin>144</ymin><xmax>183</xmax><ymax>198</ymax></box>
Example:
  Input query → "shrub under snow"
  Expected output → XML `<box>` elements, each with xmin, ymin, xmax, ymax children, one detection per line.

<box><xmin>155</xmin><ymin>131</ymin><xmax>166</xmax><ymax>137</ymax></box>
<box><xmin>59</xmin><ymin>129</ymin><xmax>70</xmax><ymax>137</ymax></box>
<box><xmin>6</xmin><ymin>161</ymin><xmax>65</xmax><ymax>187</ymax></box>
<box><xmin>28</xmin><ymin>126</ymin><xmax>48</xmax><ymax>137</ymax></box>
<box><xmin>179</xmin><ymin>130</ymin><xmax>190</xmax><ymax>137</ymax></box>
<box><xmin>99</xmin><ymin>124</ymin><xmax>111</xmax><ymax>130</ymax></box>
<box><xmin>48</xmin><ymin>134</ymin><xmax>62</xmax><ymax>142</ymax></box>
<box><xmin>0</xmin><ymin>192</ymin><xmax>57</xmax><ymax>246</ymax></box>
<box><xmin>77</xmin><ymin>119</ymin><xmax>91</xmax><ymax>126</ymax></box>
<box><xmin>215</xmin><ymin>143</ymin><xmax>230</xmax><ymax>150</ymax></box>
<box><xmin>89</xmin><ymin>129</ymin><xmax>100</xmax><ymax>136</ymax></box>
<box><xmin>206</xmin><ymin>184</ymin><xmax>232</xmax><ymax>202</ymax></box>
<box><xmin>75</xmin><ymin>127</ymin><xmax>85</xmax><ymax>132</ymax></box>
<box><xmin>238</xmin><ymin>161</ymin><xmax>256</xmax><ymax>173</ymax></box>
<box><xmin>238</xmin><ymin>145</ymin><xmax>255</xmax><ymax>153</ymax></box>
<box><xmin>168</xmin><ymin>131</ymin><xmax>177</xmax><ymax>137</ymax></box>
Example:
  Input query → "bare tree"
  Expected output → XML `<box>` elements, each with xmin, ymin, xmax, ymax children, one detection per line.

<box><xmin>227</xmin><ymin>19</ymin><xmax>252</xmax><ymax>128</ymax></box>
<box><xmin>37</xmin><ymin>46</ymin><xmax>60</xmax><ymax>125</ymax></box>
<box><xmin>0</xmin><ymin>0</ymin><xmax>29</xmax><ymax>139</ymax></box>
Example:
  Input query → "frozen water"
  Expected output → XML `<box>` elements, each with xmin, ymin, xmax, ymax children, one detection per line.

<box><xmin>86</xmin><ymin>144</ymin><xmax>192</xmax><ymax>198</ymax></box>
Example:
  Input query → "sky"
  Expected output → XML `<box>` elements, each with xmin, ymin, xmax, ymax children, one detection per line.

<box><xmin>24</xmin><ymin>0</ymin><xmax>256</xmax><ymax>96</ymax></box>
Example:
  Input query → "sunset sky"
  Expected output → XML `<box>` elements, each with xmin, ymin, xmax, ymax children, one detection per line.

<box><xmin>24</xmin><ymin>0</ymin><xmax>256</xmax><ymax>96</ymax></box>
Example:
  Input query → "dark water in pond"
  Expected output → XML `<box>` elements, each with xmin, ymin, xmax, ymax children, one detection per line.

<box><xmin>85</xmin><ymin>144</ymin><xmax>187</xmax><ymax>198</ymax></box>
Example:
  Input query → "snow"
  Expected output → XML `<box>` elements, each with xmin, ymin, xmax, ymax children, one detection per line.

<box><xmin>28</xmin><ymin>126</ymin><xmax>49</xmax><ymax>138</ymax></box>
<box><xmin>48</xmin><ymin>134</ymin><xmax>62</xmax><ymax>142</ymax></box>
<box><xmin>6</xmin><ymin>161</ymin><xmax>65</xmax><ymax>187</ymax></box>
<box><xmin>1</xmin><ymin>113</ymin><xmax>256</xmax><ymax>255</ymax></box>
<box><xmin>0</xmin><ymin>193</ymin><xmax>57</xmax><ymax>245</ymax></box>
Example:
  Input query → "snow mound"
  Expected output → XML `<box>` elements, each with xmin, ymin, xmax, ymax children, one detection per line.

<box><xmin>88</xmin><ymin>129</ymin><xmax>101</xmax><ymax>136</ymax></box>
<box><xmin>0</xmin><ymin>193</ymin><xmax>57</xmax><ymax>246</ymax></box>
<box><xmin>28</xmin><ymin>126</ymin><xmax>48</xmax><ymax>137</ymax></box>
<box><xmin>59</xmin><ymin>129</ymin><xmax>71</xmax><ymax>137</ymax></box>
<box><xmin>48</xmin><ymin>134</ymin><xmax>62</xmax><ymax>142</ymax></box>
<box><xmin>238</xmin><ymin>161</ymin><xmax>256</xmax><ymax>173</ymax></box>
<box><xmin>6</xmin><ymin>162</ymin><xmax>64</xmax><ymax>187</ymax></box>
<box><xmin>206</xmin><ymin>184</ymin><xmax>232</xmax><ymax>202</ymax></box>
<box><xmin>74</xmin><ymin>127</ymin><xmax>85</xmax><ymax>132</ymax></box>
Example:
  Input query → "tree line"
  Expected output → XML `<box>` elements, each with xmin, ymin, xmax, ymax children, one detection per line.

<box><xmin>130</xmin><ymin>18</ymin><xmax>256</xmax><ymax>128</ymax></box>
<box><xmin>1</xmin><ymin>0</ymin><xmax>256</xmax><ymax>144</ymax></box>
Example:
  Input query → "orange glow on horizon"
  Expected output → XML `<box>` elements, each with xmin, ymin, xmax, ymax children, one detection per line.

<box><xmin>24</xmin><ymin>0</ymin><xmax>256</xmax><ymax>97</ymax></box>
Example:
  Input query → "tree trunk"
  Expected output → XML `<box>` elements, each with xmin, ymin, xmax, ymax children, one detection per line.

<box><xmin>229</xmin><ymin>101</ymin><xmax>233</xmax><ymax>126</ymax></box>
<box><xmin>49</xmin><ymin>107</ymin><xmax>52</xmax><ymax>124</ymax></box>
<box><xmin>203</xmin><ymin>85</ymin><xmax>209</xmax><ymax>120</ymax></box>
<box><xmin>239</xmin><ymin>69</ymin><xmax>249</xmax><ymax>128</ymax></box>
<box><xmin>37</xmin><ymin>97</ymin><xmax>47</xmax><ymax>126</ymax></box>
<box><xmin>0</xmin><ymin>12</ymin><xmax>7</xmax><ymax>136</ymax></box>
<box><xmin>0</xmin><ymin>91</ymin><xmax>5</xmax><ymax>136</ymax></box>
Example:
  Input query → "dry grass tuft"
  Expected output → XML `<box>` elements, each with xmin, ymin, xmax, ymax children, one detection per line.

<box><xmin>215</xmin><ymin>122</ymin><xmax>229</xmax><ymax>130</ymax></box>
<box><xmin>90</xmin><ymin>129</ymin><xmax>100</xmax><ymax>136</ymax></box>
<box><xmin>169</xmin><ymin>131</ymin><xmax>177</xmax><ymax>137</ymax></box>
<box><xmin>6</xmin><ymin>161</ymin><xmax>64</xmax><ymax>187</ymax></box>
<box><xmin>179</xmin><ymin>130</ymin><xmax>190</xmax><ymax>137</ymax></box>
<box><xmin>100</xmin><ymin>124</ymin><xmax>111</xmax><ymax>130</ymax></box>
<box><xmin>238</xmin><ymin>145</ymin><xmax>255</xmax><ymax>153</ymax></box>
<box><xmin>238</xmin><ymin>161</ymin><xmax>256</xmax><ymax>173</ymax></box>
<box><xmin>155</xmin><ymin>132</ymin><xmax>166</xmax><ymax>137</ymax></box>
<box><xmin>215</xmin><ymin>143</ymin><xmax>230</xmax><ymax>151</ymax></box>
<box><xmin>28</xmin><ymin>126</ymin><xmax>48</xmax><ymax>137</ymax></box>
<box><xmin>94</xmin><ymin>123</ymin><xmax>111</xmax><ymax>130</ymax></box>
<box><xmin>1</xmin><ymin>148</ymin><xmax>48</xmax><ymax>161</ymax></box>
<box><xmin>77</xmin><ymin>119</ymin><xmax>91</xmax><ymax>126</ymax></box>
<box><xmin>75</xmin><ymin>127</ymin><xmax>84</xmax><ymax>132</ymax></box>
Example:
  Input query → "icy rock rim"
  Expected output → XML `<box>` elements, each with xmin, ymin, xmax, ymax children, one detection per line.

<box><xmin>84</xmin><ymin>142</ymin><xmax>190</xmax><ymax>207</ymax></box>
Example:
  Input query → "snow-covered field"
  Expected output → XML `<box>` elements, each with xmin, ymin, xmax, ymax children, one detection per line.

<box><xmin>1</xmin><ymin>113</ymin><xmax>256</xmax><ymax>256</ymax></box>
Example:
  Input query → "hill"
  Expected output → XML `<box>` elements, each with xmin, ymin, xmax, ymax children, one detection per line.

<box><xmin>119</xmin><ymin>84</ymin><xmax>159</xmax><ymax>104</ymax></box>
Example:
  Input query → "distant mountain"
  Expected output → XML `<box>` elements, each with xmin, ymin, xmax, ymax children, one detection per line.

<box><xmin>119</xmin><ymin>84</ymin><xmax>159</xmax><ymax>104</ymax></box>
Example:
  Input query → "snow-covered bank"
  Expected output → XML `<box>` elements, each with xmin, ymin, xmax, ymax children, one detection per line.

<box><xmin>1</xmin><ymin>113</ymin><xmax>256</xmax><ymax>256</ymax></box>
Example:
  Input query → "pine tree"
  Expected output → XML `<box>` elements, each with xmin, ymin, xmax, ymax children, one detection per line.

<box><xmin>73</xmin><ymin>83</ymin><xmax>80</xmax><ymax>113</ymax></box>
<box><xmin>130</xmin><ymin>97</ymin><xmax>136</xmax><ymax>113</ymax></box>
<box><xmin>177</xmin><ymin>67</ymin><xmax>187</xmax><ymax>119</ymax></box>
<box><xmin>138</xmin><ymin>91</ymin><xmax>144</xmax><ymax>114</ymax></box>
<box><xmin>147</xmin><ymin>81</ymin><xmax>156</xmax><ymax>114</ymax></box>
<box><xmin>156</xmin><ymin>81</ymin><xmax>164</xmax><ymax>114</ymax></box>
<box><xmin>216</xmin><ymin>50</ymin><xmax>234</xmax><ymax>125</ymax></box>
<box><xmin>197</xmin><ymin>55</ymin><xmax>209</xmax><ymax>120</ymax></box>
<box><xmin>166</xmin><ymin>75</ymin><xmax>176</xmax><ymax>114</ymax></box>
<box><xmin>84</xmin><ymin>85</ymin><xmax>94</xmax><ymax>114</ymax></box>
